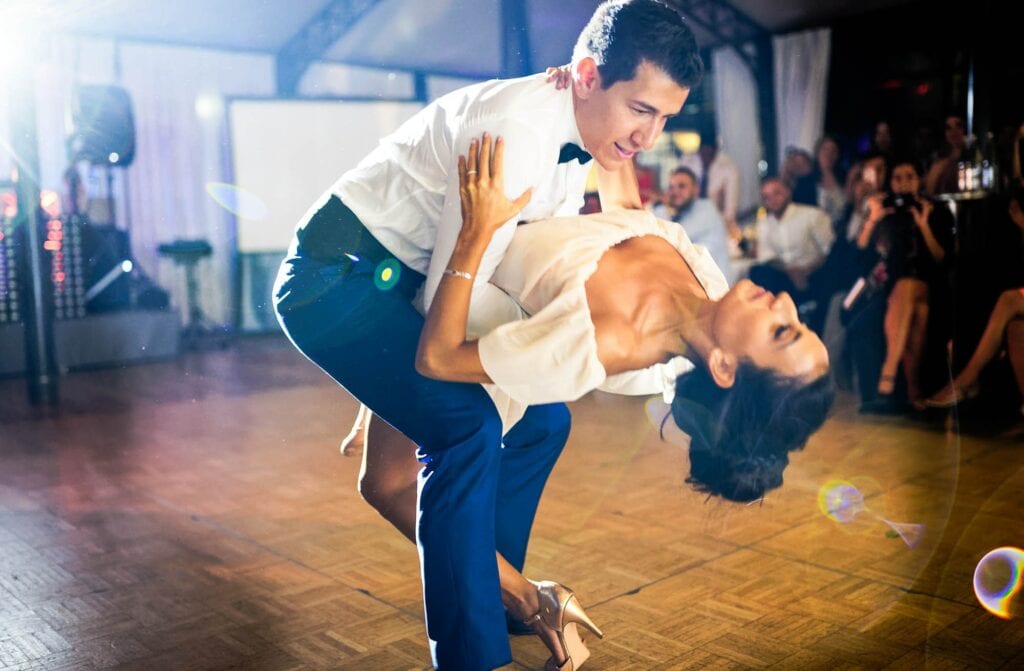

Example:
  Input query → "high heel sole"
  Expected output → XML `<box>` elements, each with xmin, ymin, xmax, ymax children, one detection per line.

<box><xmin>560</xmin><ymin>622</ymin><xmax>590</xmax><ymax>669</ymax></box>
<box><xmin>531</xmin><ymin>580</ymin><xmax>603</xmax><ymax>671</ymax></box>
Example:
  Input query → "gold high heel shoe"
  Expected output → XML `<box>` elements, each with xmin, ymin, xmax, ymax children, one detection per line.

<box><xmin>523</xmin><ymin>580</ymin><xmax>604</xmax><ymax>671</ymax></box>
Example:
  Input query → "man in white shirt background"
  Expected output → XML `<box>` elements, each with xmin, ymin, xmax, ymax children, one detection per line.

<box><xmin>750</xmin><ymin>176</ymin><xmax>835</xmax><ymax>334</ymax></box>
<box><xmin>651</xmin><ymin>166</ymin><xmax>732</xmax><ymax>282</ymax></box>
<box><xmin>679</xmin><ymin>126</ymin><xmax>742</xmax><ymax>242</ymax></box>
<box><xmin>273</xmin><ymin>1</ymin><xmax>703</xmax><ymax>668</ymax></box>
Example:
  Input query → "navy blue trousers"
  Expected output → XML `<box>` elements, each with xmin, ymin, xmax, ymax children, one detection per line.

<box><xmin>273</xmin><ymin>196</ymin><xmax>569</xmax><ymax>669</ymax></box>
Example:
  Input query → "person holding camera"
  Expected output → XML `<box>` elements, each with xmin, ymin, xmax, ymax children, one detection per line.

<box><xmin>854</xmin><ymin>159</ymin><xmax>954</xmax><ymax>408</ymax></box>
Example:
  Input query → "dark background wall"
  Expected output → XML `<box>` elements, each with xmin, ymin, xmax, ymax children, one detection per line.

<box><xmin>825</xmin><ymin>0</ymin><xmax>1022</xmax><ymax>163</ymax></box>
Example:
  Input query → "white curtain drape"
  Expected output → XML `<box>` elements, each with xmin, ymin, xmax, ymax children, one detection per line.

<box><xmin>5</xmin><ymin>38</ymin><xmax>275</xmax><ymax>326</ymax></box>
<box><xmin>712</xmin><ymin>45</ymin><xmax>762</xmax><ymax>219</ymax></box>
<box><xmin>773</xmin><ymin>28</ymin><xmax>831</xmax><ymax>164</ymax></box>
<box><xmin>117</xmin><ymin>43</ymin><xmax>275</xmax><ymax>325</ymax></box>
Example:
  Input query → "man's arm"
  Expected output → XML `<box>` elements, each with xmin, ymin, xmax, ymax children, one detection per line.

<box><xmin>785</xmin><ymin>209</ymin><xmax>834</xmax><ymax>290</ymax></box>
<box><xmin>811</xmin><ymin>208</ymin><xmax>836</xmax><ymax>256</ymax></box>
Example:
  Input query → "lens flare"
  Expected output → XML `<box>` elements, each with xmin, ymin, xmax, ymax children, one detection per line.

<box><xmin>818</xmin><ymin>479</ymin><xmax>925</xmax><ymax>549</ymax></box>
<box><xmin>643</xmin><ymin>397</ymin><xmax>689</xmax><ymax>446</ymax></box>
<box><xmin>818</xmin><ymin>480</ymin><xmax>865</xmax><ymax>523</ymax></box>
<box><xmin>974</xmin><ymin>547</ymin><xmax>1023</xmax><ymax>620</ymax></box>
<box><xmin>374</xmin><ymin>258</ymin><xmax>401</xmax><ymax>291</ymax></box>
<box><xmin>205</xmin><ymin>182</ymin><xmax>269</xmax><ymax>221</ymax></box>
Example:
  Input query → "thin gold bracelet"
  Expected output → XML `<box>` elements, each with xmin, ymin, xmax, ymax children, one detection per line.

<box><xmin>443</xmin><ymin>268</ymin><xmax>473</xmax><ymax>280</ymax></box>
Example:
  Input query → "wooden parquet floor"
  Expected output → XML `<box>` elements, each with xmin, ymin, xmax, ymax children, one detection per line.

<box><xmin>1</xmin><ymin>336</ymin><xmax>1022</xmax><ymax>670</ymax></box>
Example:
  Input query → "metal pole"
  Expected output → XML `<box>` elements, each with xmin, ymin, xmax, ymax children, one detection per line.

<box><xmin>753</xmin><ymin>36</ymin><xmax>778</xmax><ymax>178</ymax></box>
<box><xmin>10</xmin><ymin>65</ymin><xmax>60</xmax><ymax>406</ymax></box>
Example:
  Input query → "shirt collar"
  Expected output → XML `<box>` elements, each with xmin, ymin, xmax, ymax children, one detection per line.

<box><xmin>772</xmin><ymin>202</ymin><xmax>794</xmax><ymax>221</ymax></box>
<box><xmin>561</xmin><ymin>84</ymin><xmax>586</xmax><ymax>151</ymax></box>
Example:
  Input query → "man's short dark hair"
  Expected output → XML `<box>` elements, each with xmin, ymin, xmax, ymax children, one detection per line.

<box><xmin>760</xmin><ymin>175</ymin><xmax>788</xmax><ymax>190</ymax></box>
<box><xmin>573</xmin><ymin>0</ymin><xmax>703</xmax><ymax>90</ymax></box>
<box><xmin>672</xmin><ymin>166</ymin><xmax>698</xmax><ymax>183</ymax></box>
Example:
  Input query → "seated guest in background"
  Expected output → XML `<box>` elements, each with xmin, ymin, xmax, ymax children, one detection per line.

<box><xmin>924</xmin><ymin>114</ymin><xmax>966</xmax><ymax>196</ymax></box>
<box><xmin>782</xmin><ymin>146</ymin><xmax>816</xmax><ymax>207</ymax></box>
<box><xmin>679</xmin><ymin>127</ymin><xmax>741</xmax><ymax>242</ymax></box>
<box><xmin>926</xmin><ymin>190</ymin><xmax>1024</xmax><ymax>416</ymax></box>
<box><xmin>651</xmin><ymin>167</ymin><xmax>732</xmax><ymax>282</ymax></box>
<box><xmin>810</xmin><ymin>134</ymin><xmax>848</xmax><ymax>223</ymax></box>
<box><xmin>870</xmin><ymin>120</ymin><xmax>896</xmax><ymax>165</ymax></box>
<box><xmin>749</xmin><ymin>176</ymin><xmax>834</xmax><ymax>333</ymax></box>
<box><xmin>819</xmin><ymin>152</ymin><xmax>888</xmax><ymax>292</ymax></box>
<box><xmin>806</xmin><ymin>153</ymin><xmax>891</xmax><ymax>400</ymax></box>
<box><xmin>841</xmin><ymin>152</ymin><xmax>889</xmax><ymax>242</ymax></box>
<box><xmin>910</xmin><ymin>122</ymin><xmax>939</xmax><ymax>177</ymax></box>
<box><xmin>855</xmin><ymin>159</ymin><xmax>954</xmax><ymax>408</ymax></box>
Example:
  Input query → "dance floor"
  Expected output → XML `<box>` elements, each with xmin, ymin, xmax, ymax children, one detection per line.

<box><xmin>1</xmin><ymin>335</ymin><xmax>1022</xmax><ymax>670</ymax></box>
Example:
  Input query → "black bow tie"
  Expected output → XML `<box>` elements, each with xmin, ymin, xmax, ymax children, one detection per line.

<box><xmin>558</xmin><ymin>142</ymin><xmax>592</xmax><ymax>165</ymax></box>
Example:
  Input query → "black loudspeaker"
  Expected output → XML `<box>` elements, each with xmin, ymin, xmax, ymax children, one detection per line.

<box><xmin>71</xmin><ymin>85</ymin><xmax>136</xmax><ymax>167</ymax></box>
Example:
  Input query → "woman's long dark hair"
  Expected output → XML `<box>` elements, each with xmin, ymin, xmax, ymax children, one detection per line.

<box><xmin>671</xmin><ymin>361</ymin><xmax>835</xmax><ymax>502</ymax></box>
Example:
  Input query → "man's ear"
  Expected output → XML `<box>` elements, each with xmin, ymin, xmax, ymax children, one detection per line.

<box><xmin>573</xmin><ymin>57</ymin><xmax>601</xmax><ymax>99</ymax></box>
<box><xmin>706</xmin><ymin>347</ymin><xmax>737</xmax><ymax>389</ymax></box>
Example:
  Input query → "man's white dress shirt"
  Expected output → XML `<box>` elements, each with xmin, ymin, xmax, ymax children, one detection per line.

<box><xmin>755</xmin><ymin>202</ymin><xmax>834</xmax><ymax>269</ymax></box>
<box><xmin>332</xmin><ymin>73</ymin><xmax>591</xmax><ymax>325</ymax></box>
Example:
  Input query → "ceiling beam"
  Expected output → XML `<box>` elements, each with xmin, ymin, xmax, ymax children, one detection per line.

<box><xmin>276</xmin><ymin>0</ymin><xmax>384</xmax><ymax>96</ymax></box>
<box><xmin>666</xmin><ymin>0</ymin><xmax>764</xmax><ymax>54</ymax></box>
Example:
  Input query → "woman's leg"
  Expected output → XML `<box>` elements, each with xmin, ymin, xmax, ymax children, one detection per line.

<box><xmin>358</xmin><ymin>413</ymin><xmax>571</xmax><ymax>664</ymax></box>
<box><xmin>900</xmin><ymin>286</ymin><xmax>930</xmax><ymax>403</ymax></box>
<box><xmin>879</xmin><ymin>278</ymin><xmax>925</xmax><ymax>394</ymax></box>
<box><xmin>954</xmin><ymin>289</ymin><xmax>1024</xmax><ymax>388</ymax></box>
<box><xmin>927</xmin><ymin>289</ymin><xmax>1024</xmax><ymax>406</ymax></box>
<box><xmin>1007</xmin><ymin>319</ymin><xmax>1024</xmax><ymax>409</ymax></box>
<box><xmin>340</xmin><ymin>404</ymin><xmax>370</xmax><ymax>456</ymax></box>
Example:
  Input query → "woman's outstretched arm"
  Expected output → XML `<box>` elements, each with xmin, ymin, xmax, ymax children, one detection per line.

<box><xmin>415</xmin><ymin>134</ymin><xmax>532</xmax><ymax>382</ymax></box>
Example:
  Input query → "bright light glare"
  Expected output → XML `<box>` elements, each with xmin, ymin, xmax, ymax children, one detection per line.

<box><xmin>0</xmin><ymin>31</ymin><xmax>31</xmax><ymax>76</ymax></box>
<box><xmin>0</xmin><ymin>2</ymin><xmax>49</xmax><ymax>75</ymax></box>
<box><xmin>195</xmin><ymin>95</ymin><xmax>224</xmax><ymax>120</ymax></box>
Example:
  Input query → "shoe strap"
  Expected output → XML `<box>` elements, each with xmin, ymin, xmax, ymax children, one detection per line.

<box><xmin>522</xmin><ymin>611</ymin><xmax>543</xmax><ymax>627</ymax></box>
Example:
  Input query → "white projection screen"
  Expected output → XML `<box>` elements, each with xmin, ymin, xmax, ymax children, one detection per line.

<box><xmin>229</xmin><ymin>98</ymin><xmax>423</xmax><ymax>253</ymax></box>
<box><xmin>228</xmin><ymin>98</ymin><xmax>422</xmax><ymax>331</ymax></box>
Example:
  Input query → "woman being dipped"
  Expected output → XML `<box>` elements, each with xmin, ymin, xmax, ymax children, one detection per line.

<box><xmin>362</xmin><ymin>134</ymin><xmax>835</xmax><ymax>670</ymax></box>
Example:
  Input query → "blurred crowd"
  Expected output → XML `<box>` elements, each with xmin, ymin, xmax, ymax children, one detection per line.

<box><xmin>636</xmin><ymin>116</ymin><xmax>1024</xmax><ymax>422</ymax></box>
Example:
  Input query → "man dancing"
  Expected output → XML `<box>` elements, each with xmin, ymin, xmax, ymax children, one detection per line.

<box><xmin>273</xmin><ymin>2</ymin><xmax>702</xmax><ymax>667</ymax></box>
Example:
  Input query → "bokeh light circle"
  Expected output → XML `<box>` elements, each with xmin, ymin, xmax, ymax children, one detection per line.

<box><xmin>973</xmin><ymin>546</ymin><xmax>1023</xmax><ymax>620</ymax></box>
<box><xmin>818</xmin><ymin>479</ymin><xmax>864</xmax><ymax>524</ymax></box>
<box><xmin>374</xmin><ymin>258</ymin><xmax>401</xmax><ymax>291</ymax></box>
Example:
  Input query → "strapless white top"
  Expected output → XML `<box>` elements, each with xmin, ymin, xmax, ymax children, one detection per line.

<box><xmin>476</xmin><ymin>208</ymin><xmax>729</xmax><ymax>432</ymax></box>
